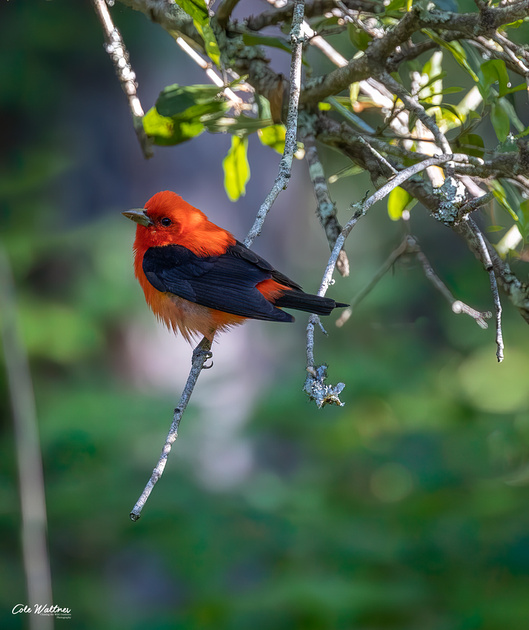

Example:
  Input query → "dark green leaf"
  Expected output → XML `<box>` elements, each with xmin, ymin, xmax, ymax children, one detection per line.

<box><xmin>491</xmin><ymin>101</ymin><xmax>510</xmax><ymax>142</ymax></box>
<box><xmin>242</xmin><ymin>33</ymin><xmax>291</xmax><ymax>53</ymax></box>
<box><xmin>456</xmin><ymin>133</ymin><xmax>485</xmax><ymax>158</ymax></box>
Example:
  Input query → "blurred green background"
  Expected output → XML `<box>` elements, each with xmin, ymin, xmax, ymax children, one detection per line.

<box><xmin>2</xmin><ymin>2</ymin><xmax>529</xmax><ymax>629</ymax></box>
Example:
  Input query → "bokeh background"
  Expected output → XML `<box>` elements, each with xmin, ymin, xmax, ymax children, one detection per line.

<box><xmin>2</xmin><ymin>1</ymin><xmax>529</xmax><ymax>628</ymax></box>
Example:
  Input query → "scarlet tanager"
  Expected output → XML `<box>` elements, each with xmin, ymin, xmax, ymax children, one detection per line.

<box><xmin>123</xmin><ymin>191</ymin><xmax>347</xmax><ymax>342</ymax></box>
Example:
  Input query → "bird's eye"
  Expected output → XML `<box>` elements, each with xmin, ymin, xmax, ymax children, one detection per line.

<box><xmin>161</xmin><ymin>217</ymin><xmax>172</xmax><ymax>227</ymax></box>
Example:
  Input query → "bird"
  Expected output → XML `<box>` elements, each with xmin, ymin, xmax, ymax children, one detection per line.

<box><xmin>123</xmin><ymin>191</ymin><xmax>347</xmax><ymax>342</ymax></box>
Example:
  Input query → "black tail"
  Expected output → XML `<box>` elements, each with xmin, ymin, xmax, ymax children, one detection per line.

<box><xmin>274</xmin><ymin>290</ymin><xmax>348</xmax><ymax>316</ymax></box>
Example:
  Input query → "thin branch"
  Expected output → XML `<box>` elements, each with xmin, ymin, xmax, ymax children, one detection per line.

<box><xmin>379</xmin><ymin>71</ymin><xmax>452</xmax><ymax>156</ymax></box>
<box><xmin>130</xmin><ymin>337</ymin><xmax>212</xmax><ymax>521</ymax></box>
<box><xmin>319</xmin><ymin>154</ymin><xmax>472</xmax><ymax>298</ymax></box>
<box><xmin>336</xmin><ymin>234</ymin><xmax>492</xmax><ymax>328</ymax></box>
<box><xmin>456</xmin><ymin>190</ymin><xmax>494</xmax><ymax>221</ymax></box>
<box><xmin>305</xmin><ymin>153</ymin><xmax>471</xmax><ymax>407</ymax></box>
<box><xmin>304</xmin><ymin>134</ymin><xmax>350</xmax><ymax>276</ymax></box>
<box><xmin>175</xmin><ymin>36</ymin><xmax>244</xmax><ymax>108</ymax></box>
<box><xmin>335</xmin><ymin>237</ymin><xmax>409</xmax><ymax>326</ymax></box>
<box><xmin>130</xmin><ymin>0</ymin><xmax>307</xmax><ymax>520</ymax></box>
<box><xmin>92</xmin><ymin>0</ymin><xmax>153</xmax><ymax>159</ymax></box>
<box><xmin>244</xmin><ymin>0</ymin><xmax>305</xmax><ymax>247</ymax></box>
<box><xmin>0</xmin><ymin>246</ymin><xmax>53</xmax><ymax>625</ymax></box>
<box><xmin>468</xmin><ymin>218</ymin><xmax>505</xmax><ymax>362</ymax></box>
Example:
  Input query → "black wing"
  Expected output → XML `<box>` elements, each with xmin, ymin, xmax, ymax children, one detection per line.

<box><xmin>142</xmin><ymin>241</ymin><xmax>297</xmax><ymax>322</ymax></box>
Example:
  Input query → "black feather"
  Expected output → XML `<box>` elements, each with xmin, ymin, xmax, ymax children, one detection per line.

<box><xmin>142</xmin><ymin>242</ymin><xmax>347</xmax><ymax>322</ymax></box>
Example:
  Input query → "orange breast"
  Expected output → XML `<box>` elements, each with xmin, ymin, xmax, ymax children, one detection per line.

<box><xmin>137</xmin><ymin>269</ymin><xmax>245</xmax><ymax>342</ymax></box>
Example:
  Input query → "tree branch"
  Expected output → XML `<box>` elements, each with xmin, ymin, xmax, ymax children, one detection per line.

<box><xmin>304</xmin><ymin>134</ymin><xmax>350</xmax><ymax>277</ymax></box>
<box><xmin>0</xmin><ymin>246</ymin><xmax>53</xmax><ymax>619</ymax></box>
<box><xmin>130</xmin><ymin>337</ymin><xmax>212</xmax><ymax>521</ymax></box>
<box><xmin>244</xmin><ymin>0</ymin><xmax>305</xmax><ymax>247</ymax></box>
<box><xmin>92</xmin><ymin>0</ymin><xmax>153</xmax><ymax>159</ymax></box>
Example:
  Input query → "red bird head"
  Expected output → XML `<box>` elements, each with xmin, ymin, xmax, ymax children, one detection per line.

<box><xmin>123</xmin><ymin>191</ymin><xmax>235</xmax><ymax>255</ymax></box>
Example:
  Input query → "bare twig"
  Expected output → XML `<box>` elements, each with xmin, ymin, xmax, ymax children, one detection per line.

<box><xmin>337</xmin><ymin>233</ymin><xmax>491</xmax><ymax>328</ymax></box>
<box><xmin>305</xmin><ymin>154</ymin><xmax>474</xmax><ymax>405</ymax></box>
<box><xmin>379</xmin><ymin>71</ymin><xmax>452</xmax><ymax>156</ymax></box>
<box><xmin>92</xmin><ymin>0</ymin><xmax>153</xmax><ymax>159</ymax></box>
<box><xmin>468</xmin><ymin>218</ymin><xmax>505</xmax><ymax>362</ymax></box>
<box><xmin>336</xmin><ymin>237</ymin><xmax>409</xmax><ymax>326</ymax></box>
<box><xmin>0</xmin><ymin>246</ymin><xmax>53</xmax><ymax>626</ymax></box>
<box><xmin>130</xmin><ymin>337</ymin><xmax>212</xmax><ymax>521</ymax></box>
<box><xmin>175</xmin><ymin>36</ymin><xmax>244</xmax><ymax>108</ymax></box>
<box><xmin>304</xmin><ymin>134</ymin><xmax>350</xmax><ymax>276</ymax></box>
<box><xmin>456</xmin><ymin>190</ymin><xmax>494</xmax><ymax>221</ymax></box>
<box><xmin>411</xmin><ymin>235</ymin><xmax>492</xmax><ymax>328</ymax></box>
<box><xmin>244</xmin><ymin>0</ymin><xmax>305</xmax><ymax>247</ymax></box>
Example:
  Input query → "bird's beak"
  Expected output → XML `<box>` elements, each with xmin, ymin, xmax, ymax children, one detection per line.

<box><xmin>122</xmin><ymin>208</ymin><xmax>153</xmax><ymax>227</ymax></box>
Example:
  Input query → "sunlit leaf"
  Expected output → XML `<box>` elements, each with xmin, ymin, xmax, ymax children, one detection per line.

<box><xmin>258</xmin><ymin>124</ymin><xmax>286</xmax><ymax>154</ymax></box>
<box><xmin>175</xmin><ymin>0</ymin><xmax>208</xmax><ymax>25</ymax></box>
<box><xmin>194</xmin><ymin>20</ymin><xmax>221</xmax><ymax>66</ymax></box>
<box><xmin>423</xmin><ymin>31</ymin><xmax>478</xmax><ymax>81</ymax></box>
<box><xmin>142</xmin><ymin>107</ymin><xmax>204</xmax><ymax>145</ymax></box>
<box><xmin>387</xmin><ymin>186</ymin><xmax>416</xmax><ymax>221</ymax></box>
<box><xmin>223</xmin><ymin>136</ymin><xmax>250</xmax><ymax>201</ymax></box>
<box><xmin>421</xmin><ymin>51</ymin><xmax>443</xmax><ymax>105</ymax></box>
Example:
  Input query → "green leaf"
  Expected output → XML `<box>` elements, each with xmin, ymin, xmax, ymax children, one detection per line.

<box><xmin>491</xmin><ymin>101</ymin><xmax>510</xmax><ymax>142</ymax></box>
<box><xmin>155</xmin><ymin>83</ymin><xmax>226</xmax><ymax>119</ymax></box>
<box><xmin>242</xmin><ymin>33</ymin><xmax>291</xmax><ymax>53</ymax></box>
<box><xmin>387</xmin><ymin>186</ymin><xmax>416</xmax><ymax>221</ymax></box>
<box><xmin>350</xmin><ymin>82</ymin><xmax>360</xmax><ymax>106</ymax></box>
<box><xmin>347</xmin><ymin>22</ymin><xmax>372</xmax><ymax>51</ymax></box>
<box><xmin>194</xmin><ymin>20</ymin><xmax>221</xmax><ymax>66</ymax></box>
<box><xmin>385</xmin><ymin>0</ymin><xmax>406</xmax><ymax>10</ymax></box>
<box><xmin>223</xmin><ymin>136</ymin><xmax>250</xmax><ymax>201</ymax></box>
<box><xmin>142</xmin><ymin>107</ymin><xmax>204</xmax><ymax>145</ymax></box>
<box><xmin>328</xmin><ymin>165</ymin><xmax>363</xmax><ymax>184</ymax></box>
<box><xmin>258</xmin><ymin>124</ymin><xmax>286</xmax><ymax>154</ymax></box>
<box><xmin>456</xmin><ymin>133</ymin><xmax>485</xmax><ymax>158</ymax></box>
<box><xmin>479</xmin><ymin>59</ymin><xmax>510</xmax><ymax>98</ymax></box>
<box><xmin>487</xmin><ymin>225</ymin><xmax>505</xmax><ymax>233</ymax></box>
<box><xmin>490</xmin><ymin>179</ymin><xmax>518</xmax><ymax>222</ymax></box>
<box><xmin>423</xmin><ymin>31</ymin><xmax>478</xmax><ymax>81</ymax></box>
<box><xmin>205</xmin><ymin>115</ymin><xmax>272</xmax><ymax>135</ymax></box>
<box><xmin>175</xmin><ymin>0</ymin><xmax>208</xmax><ymax>25</ymax></box>
<box><xmin>497</xmin><ymin>97</ymin><xmax>525</xmax><ymax>133</ymax></box>
<box><xmin>420</xmin><ymin>51</ymin><xmax>443</xmax><ymax>105</ymax></box>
